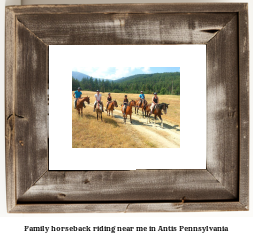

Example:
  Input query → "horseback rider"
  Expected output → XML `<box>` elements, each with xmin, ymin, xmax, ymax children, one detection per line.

<box><xmin>150</xmin><ymin>92</ymin><xmax>159</xmax><ymax>114</ymax></box>
<box><xmin>93</xmin><ymin>89</ymin><xmax>104</xmax><ymax>112</ymax></box>
<box><xmin>139</xmin><ymin>90</ymin><xmax>145</xmax><ymax>108</ymax></box>
<box><xmin>105</xmin><ymin>93</ymin><xmax>112</xmax><ymax>111</ymax></box>
<box><xmin>73</xmin><ymin>87</ymin><xmax>85</xmax><ymax>109</ymax></box>
<box><xmin>123</xmin><ymin>95</ymin><xmax>128</xmax><ymax>114</ymax></box>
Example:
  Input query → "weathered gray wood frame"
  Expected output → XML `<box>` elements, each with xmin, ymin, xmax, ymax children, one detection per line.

<box><xmin>5</xmin><ymin>4</ymin><xmax>249</xmax><ymax>213</ymax></box>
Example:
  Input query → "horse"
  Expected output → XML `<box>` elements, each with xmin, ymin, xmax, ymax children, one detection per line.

<box><xmin>146</xmin><ymin>103</ymin><xmax>169</xmax><ymax>128</ymax></box>
<box><xmin>135</xmin><ymin>99</ymin><xmax>147</xmax><ymax>117</ymax></box>
<box><xmin>121</xmin><ymin>100</ymin><xmax>136</xmax><ymax>124</ymax></box>
<box><xmin>75</xmin><ymin>96</ymin><xmax>90</xmax><ymax>117</ymax></box>
<box><xmin>95</xmin><ymin>101</ymin><xmax>103</xmax><ymax>121</ymax></box>
<box><xmin>107</xmin><ymin>100</ymin><xmax>118</xmax><ymax>117</ymax></box>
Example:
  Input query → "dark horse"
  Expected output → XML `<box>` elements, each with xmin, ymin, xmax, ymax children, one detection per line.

<box><xmin>107</xmin><ymin>100</ymin><xmax>118</xmax><ymax>117</ymax></box>
<box><xmin>135</xmin><ymin>99</ymin><xmax>147</xmax><ymax>117</ymax></box>
<box><xmin>146</xmin><ymin>103</ymin><xmax>169</xmax><ymax>128</ymax></box>
<box><xmin>75</xmin><ymin>96</ymin><xmax>90</xmax><ymax>117</ymax></box>
<box><xmin>95</xmin><ymin>101</ymin><xmax>103</xmax><ymax>121</ymax></box>
<box><xmin>121</xmin><ymin>100</ymin><xmax>136</xmax><ymax>124</ymax></box>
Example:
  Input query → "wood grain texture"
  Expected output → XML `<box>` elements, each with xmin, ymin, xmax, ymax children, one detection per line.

<box><xmin>5</xmin><ymin>3</ymin><xmax>249</xmax><ymax>213</ymax></box>
<box><xmin>16</xmin><ymin>13</ymin><xmax>236</xmax><ymax>45</ymax></box>
<box><xmin>18</xmin><ymin>170</ymin><xmax>236</xmax><ymax>202</ymax></box>
<box><xmin>125</xmin><ymin>202</ymin><xmax>248</xmax><ymax>212</ymax></box>
<box><xmin>5</xmin><ymin>7</ymin><xmax>16</xmax><ymax>212</ymax></box>
<box><xmin>10</xmin><ymin>202</ymin><xmax>247</xmax><ymax>213</ymax></box>
<box><xmin>15</xmin><ymin>20</ymin><xmax>48</xmax><ymax>200</ymax></box>
<box><xmin>7</xmin><ymin>3</ymin><xmax>246</xmax><ymax>15</ymax></box>
<box><xmin>206</xmin><ymin>16</ymin><xmax>239</xmax><ymax>198</ymax></box>
<box><xmin>238</xmin><ymin>4</ymin><xmax>249</xmax><ymax>209</ymax></box>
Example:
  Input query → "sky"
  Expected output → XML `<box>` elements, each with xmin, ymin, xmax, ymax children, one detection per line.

<box><xmin>72</xmin><ymin>67</ymin><xmax>180</xmax><ymax>80</ymax></box>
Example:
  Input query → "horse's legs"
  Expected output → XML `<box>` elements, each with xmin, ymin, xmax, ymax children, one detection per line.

<box><xmin>112</xmin><ymin>110</ymin><xmax>113</xmax><ymax>118</ymax></box>
<box><xmin>130</xmin><ymin>114</ymin><xmax>132</xmax><ymax>124</ymax></box>
<box><xmin>158</xmin><ymin>115</ymin><xmax>163</xmax><ymax>128</ymax></box>
<box><xmin>81</xmin><ymin>108</ymin><xmax>83</xmax><ymax>117</ymax></box>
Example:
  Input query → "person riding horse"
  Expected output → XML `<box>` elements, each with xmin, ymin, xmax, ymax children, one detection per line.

<box><xmin>93</xmin><ymin>89</ymin><xmax>104</xmax><ymax>112</ymax></box>
<box><xmin>123</xmin><ymin>95</ymin><xmax>128</xmax><ymax>114</ymax></box>
<box><xmin>138</xmin><ymin>90</ymin><xmax>146</xmax><ymax>108</ymax></box>
<box><xmin>150</xmin><ymin>92</ymin><xmax>159</xmax><ymax>114</ymax></box>
<box><xmin>105</xmin><ymin>93</ymin><xmax>112</xmax><ymax>111</ymax></box>
<box><xmin>73</xmin><ymin>87</ymin><xmax>85</xmax><ymax>109</ymax></box>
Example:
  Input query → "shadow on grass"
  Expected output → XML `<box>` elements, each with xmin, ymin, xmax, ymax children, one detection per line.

<box><xmin>119</xmin><ymin>113</ymin><xmax>180</xmax><ymax>132</ymax></box>
<box><xmin>84</xmin><ymin>114</ymin><xmax>96</xmax><ymax>119</ymax></box>
<box><xmin>133</xmin><ymin>111</ymin><xmax>180</xmax><ymax>131</ymax></box>
<box><xmin>161</xmin><ymin>123</ymin><xmax>180</xmax><ymax>131</ymax></box>
<box><xmin>82</xmin><ymin>112</ymin><xmax>119</xmax><ymax>128</ymax></box>
<box><xmin>103</xmin><ymin>117</ymin><xmax>119</xmax><ymax>128</ymax></box>
<box><xmin>146</xmin><ymin>118</ymin><xmax>180</xmax><ymax>131</ymax></box>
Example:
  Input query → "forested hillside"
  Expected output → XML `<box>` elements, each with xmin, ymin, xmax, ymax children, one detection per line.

<box><xmin>72</xmin><ymin>72</ymin><xmax>180</xmax><ymax>95</ymax></box>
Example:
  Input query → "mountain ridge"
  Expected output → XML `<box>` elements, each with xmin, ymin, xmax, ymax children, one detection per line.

<box><xmin>72</xmin><ymin>71</ymin><xmax>179</xmax><ymax>82</ymax></box>
<box><xmin>72</xmin><ymin>71</ymin><xmax>180</xmax><ymax>95</ymax></box>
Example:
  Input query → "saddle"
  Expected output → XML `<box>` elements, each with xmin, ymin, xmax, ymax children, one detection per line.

<box><xmin>96</xmin><ymin>101</ymin><xmax>103</xmax><ymax>108</ymax></box>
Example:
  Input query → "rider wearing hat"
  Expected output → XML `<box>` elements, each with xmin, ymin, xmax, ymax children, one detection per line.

<box><xmin>150</xmin><ymin>92</ymin><xmax>159</xmax><ymax>114</ymax></box>
<box><xmin>73</xmin><ymin>87</ymin><xmax>85</xmax><ymax>109</ymax></box>
<box><xmin>139</xmin><ymin>90</ymin><xmax>145</xmax><ymax>108</ymax></box>
<box><xmin>93</xmin><ymin>89</ymin><xmax>104</xmax><ymax>112</ymax></box>
<box><xmin>105</xmin><ymin>93</ymin><xmax>112</xmax><ymax>111</ymax></box>
<box><xmin>123</xmin><ymin>95</ymin><xmax>128</xmax><ymax>114</ymax></box>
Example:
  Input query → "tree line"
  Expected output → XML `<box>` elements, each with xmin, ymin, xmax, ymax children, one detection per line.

<box><xmin>72</xmin><ymin>72</ymin><xmax>180</xmax><ymax>95</ymax></box>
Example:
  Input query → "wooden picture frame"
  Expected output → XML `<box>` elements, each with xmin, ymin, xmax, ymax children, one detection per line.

<box><xmin>5</xmin><ymin>3</ymin><xmax>249</xmax><ymax>213</ymax></box>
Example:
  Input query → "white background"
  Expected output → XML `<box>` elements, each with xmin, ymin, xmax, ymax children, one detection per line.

<box><xmin>0</xmin><ymin>0</ymin><xmax>252</xmax><ymax>237</ymax></box>
<box><xmin>49</xmin><ymin>45</ymin><xmax>206</xmax><ymax>170</ymax></box>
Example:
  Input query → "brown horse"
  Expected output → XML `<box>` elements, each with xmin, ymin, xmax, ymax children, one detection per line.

<box><xmin>121</xmin><ymin>100</ymin><xmax>136</xmax><ymax>124</ymax></box>
<box><xmin>95</xmin><ymin>101</ymin><xmax>103</xmax><ymax>121</ymax></box>
<box><xmin>135</xmin><ymin>99</ymin><xmax>147</xmax><ymax>117</ymax></box>
<box><xmin>75</xmin><ymin>96</ymin><xmax>90</xmax><ymax>117</ymax></box>
<box><xmin>107</xmin><ymin>100</ymin><xmax>118</xmax><ymax>117</ymax></box>
<box><xmin>146</xmin><ymin>103</ymin><xmax>169</xmax><ymax>128</ymax></box>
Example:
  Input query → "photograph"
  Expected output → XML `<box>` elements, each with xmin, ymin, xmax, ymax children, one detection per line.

<box><xmin>49</xmin><ymin>45</ymin><xmax>205</xmax><ymax>170</ymax></box>
<box><xmin>72</xmin><ymin>67</ymin><xmax>180</xmax><ymax>148</ymax></box>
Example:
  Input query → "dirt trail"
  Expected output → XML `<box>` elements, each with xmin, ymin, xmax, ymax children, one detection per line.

<box><xmin>86</xmin><ymin>104</ymin><xmax>180</xmax><ymax>148</ymax></box>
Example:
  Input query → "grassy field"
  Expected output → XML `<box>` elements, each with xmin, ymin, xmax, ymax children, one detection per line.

<box><xmin>72</xmin><ymin>91</ymin><xmax>180</xmax><ymax>148</ymax></box>
<box><xmin>75</xmin><ymin>91</ymin><xmax>180</xmax><ymax>126</ymax></box>
<box><xmin>72</xmin><ymin>98</ymin><xmax>157</xmax><ymax>148</ymax></box>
